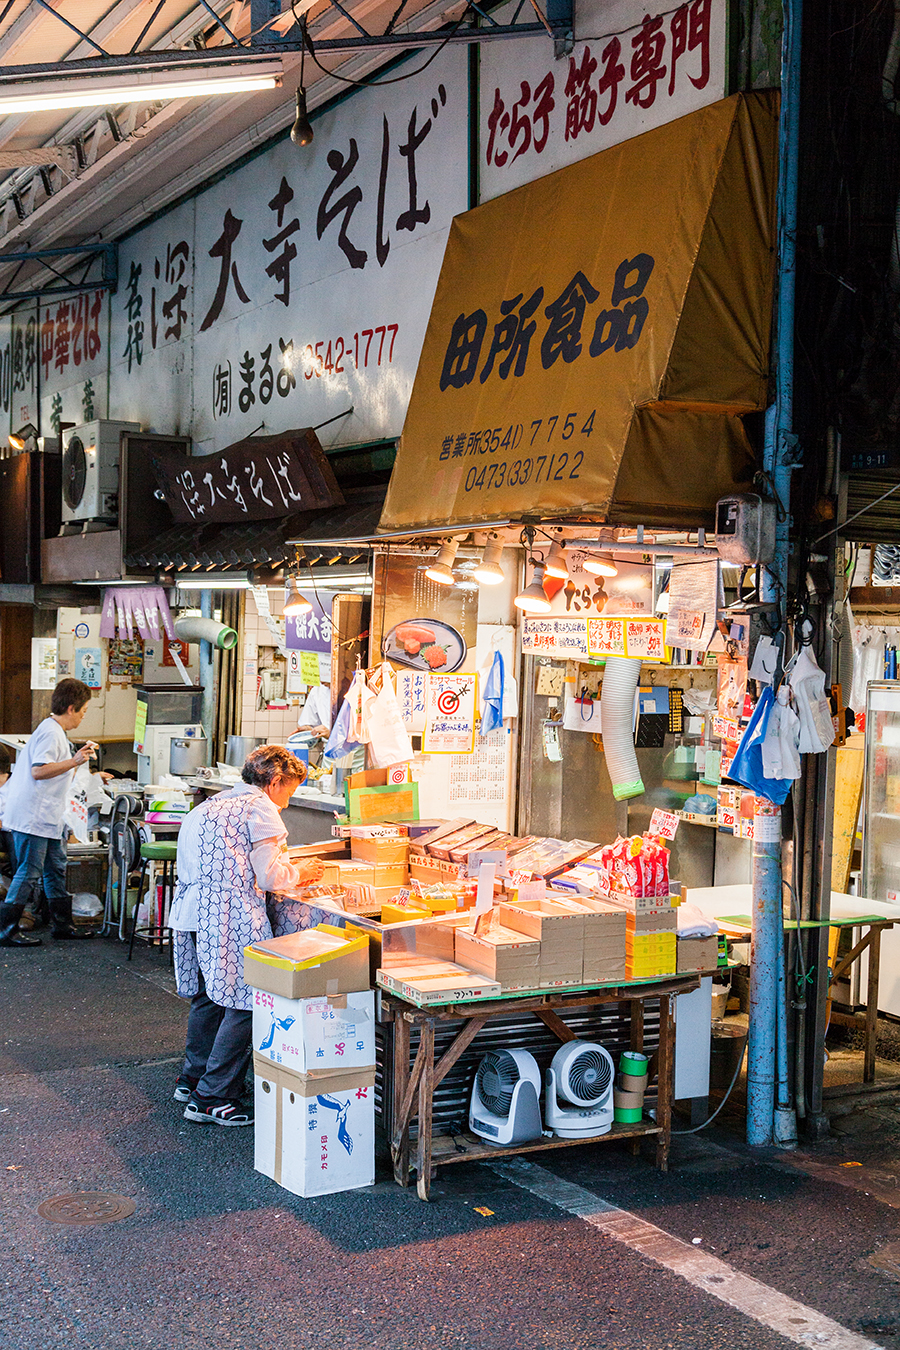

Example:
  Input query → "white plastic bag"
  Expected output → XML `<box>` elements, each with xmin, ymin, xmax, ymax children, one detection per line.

<box><xmin>788</xmin><ymin>647</ymin><xmax>835</xmax><ymax>754</ymax></box>
<box><xmin>366</xmin><ymin>664</ymin><xmax>414</xmax><ymax>768</ymax></box>
<box><xmin>64</xmin><ymin>763</ymin><xmax>91</xmax><ymax>844</ymax></box>
<box><xmin>761</xmin><ymin>685</ymin><xmax>801</xmax><ymax>780</ymax></box>
<box><xmin>346</xmin><ymin>669</ymin><xmax>375</xmax><ymax>744</ymax></box>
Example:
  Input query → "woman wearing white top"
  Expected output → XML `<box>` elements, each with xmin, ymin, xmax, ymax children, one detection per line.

<box><xmin>170</xmin><ymin>744</ymin><xmax>324</xmax><ymax>1126</ymax></box>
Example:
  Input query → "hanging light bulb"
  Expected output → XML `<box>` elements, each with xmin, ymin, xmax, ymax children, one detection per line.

<box><xmin>284</xmin><ymin>577</ymin><xmax>312</xmax><ymax>615</ymax></box>
<box><xmin>514</xmin><ymin>562</ymin><xmax>552</xmax><ymax>613</ymax></box>
<box><xmin>424</xmin><ymin>539</ymin><xmax>459</xmax><ymax>585</ymax></box>
<box><xmin>582</xmin><ymin>551</ymin><xmax>618</xmax><ymax>577</ymax></box>
<box><xmin>290</xmin><ymin>87</ymin><xmax>314</xmax><ymax>146</ymax></box>
<box><xmin>543</xmin><ymin>538</ymin><xmax>568</xmax><ymax>580</ymax></box>
<box><xmin>473</xmin><ymin>537</ymin><xmax>505</xmax><ymax>586</ymax></box>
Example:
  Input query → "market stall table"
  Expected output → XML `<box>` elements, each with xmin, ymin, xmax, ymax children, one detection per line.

<box><xmin>381</xmin><ymin>972</ymin><xmax>701</xmax><ymax>1201</ymax></box>
<box><xmin>717</xmin><ymin>914</ymin><xmax>894</xmax><ymax>1083</ymax></box>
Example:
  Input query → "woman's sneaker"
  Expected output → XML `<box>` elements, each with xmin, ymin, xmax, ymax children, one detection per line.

<box><xmin>183</xmin><ymin>1099</ymin><xmax>254</xmax><ymax>1127</ymax></box>
<box><xmin>173</xmin><ymin>1077</ymin><xmax>199</xmax><ymax>1103</ymax></box>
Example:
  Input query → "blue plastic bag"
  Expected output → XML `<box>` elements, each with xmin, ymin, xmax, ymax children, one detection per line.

<box><xmin>322</xmin><ymin>695</ymin><xmax>362</xmax><ymax>764</ymax></box>
<box><xmin>726</xmin><ymin>685</ymin><xmax>793</xmax><ymax>805</ymax></box>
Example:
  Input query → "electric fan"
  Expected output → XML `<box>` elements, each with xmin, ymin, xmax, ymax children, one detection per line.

<box><xmin>469</xmin><ymin>1049</ymin><xmax>543</xmax><ymax>1145</ymax></box>
<box><xmin>544</xmin><ymin>1041</ymin><xmax>615</xmax><ymax>1138</ymax></box>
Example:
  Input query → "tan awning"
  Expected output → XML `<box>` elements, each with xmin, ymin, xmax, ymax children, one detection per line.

<box><xmin>379</xmin><ymin>90</ymin><xmax>778</xmax><ymax>533</ymax></box>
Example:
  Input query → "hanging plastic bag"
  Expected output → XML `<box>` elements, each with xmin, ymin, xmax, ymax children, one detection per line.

<box><xmin>63</xmin><ymin>763</ymin><xmax>92</xmax><ymax>844</ymax></box>
<box><xmin>761</xmin><ymin>685</ymin><xmax>801</xmax><ymax>781</ymax></box>
<box><xmin>346</xmin><ymin>669</ymin><xmax>375</xmax><ymax>744</ymax></box>
<box><xmin>366</xmin><ymin>663</ymin><xmax>415</xmax><ymax>768</ymax></box>
<box><xmin>788</xmin><ymin>647</ymin><xmax>835</xmax><ymax>754</ymax></box>
<box><xmin>479</xmin><ymin>650</ymin><xmax>505</xmax><ymax>734</ymax></box>
<box><xmin>727</xmin><ymin>686</ymin><xmax>794</xmax><ymax>805</ymax></box>
<box><xmin>323</xmin><ymin>695</ymin><xmax>363</xmax><ymax>765</ymax></box>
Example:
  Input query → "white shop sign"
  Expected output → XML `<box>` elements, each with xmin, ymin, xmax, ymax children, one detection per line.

<box><xmin>479</xmin><ymin>0</ymin><xmax>727</xmax><ymax>201</ymax></box>
<box><xmin>109</xmin><ymin>47</ymin><xmax>469</xmax><ymax>454</ymax></box>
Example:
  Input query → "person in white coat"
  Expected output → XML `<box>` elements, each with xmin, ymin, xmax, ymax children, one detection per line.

<box><xmin>169</xmin><ymin>744</ymin><xmax>324</xmax><ymax>1126</ymax></box>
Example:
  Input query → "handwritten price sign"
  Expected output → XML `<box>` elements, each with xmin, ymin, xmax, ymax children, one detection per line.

<box><xmin>649</xmin><ymin>808</ymin><xmax>679</xmax><ymax>840</ymax></box>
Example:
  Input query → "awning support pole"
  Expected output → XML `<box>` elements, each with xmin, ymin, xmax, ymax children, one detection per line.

<box><xmin>750</xmin><ymin>0</ymin><xmax>802</xmax><ymax>1150</ymax></box>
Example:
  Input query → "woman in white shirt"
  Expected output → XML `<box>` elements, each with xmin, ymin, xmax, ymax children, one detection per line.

<box><xmin>170</xmin><ymin>744</ymin><xmax>324</xmax><ymax>1127</ymax></box>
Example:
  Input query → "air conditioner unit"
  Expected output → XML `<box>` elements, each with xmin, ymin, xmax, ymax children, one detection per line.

<box><xmin>61</xmin><ymin>419</ymin><xmax>140</xmax><ymax>527</ymax></box>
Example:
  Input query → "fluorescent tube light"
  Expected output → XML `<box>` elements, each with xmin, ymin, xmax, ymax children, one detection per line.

<box><xmin>0</xmin><ymin>63</ymin><xmax>283</xmax><ymax>115</ymax></box>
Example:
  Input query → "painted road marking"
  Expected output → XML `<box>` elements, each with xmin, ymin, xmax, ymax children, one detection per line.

<box><xmin>492</xmin><ymin>1158</ymin><xmax>883</xmax><ymax>1350</ymax></box>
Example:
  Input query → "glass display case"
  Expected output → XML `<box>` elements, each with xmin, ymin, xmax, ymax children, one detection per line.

<box><xmin>862</xmin><ymin>681</ymin><xmax>900</xmax><ymax>1014</ymax></box>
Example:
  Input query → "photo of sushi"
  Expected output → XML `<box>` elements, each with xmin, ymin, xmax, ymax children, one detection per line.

<box><xmin>382</xmin><ymin>618</ymin><xmax>467</xmax><ymax>672</ymax></box>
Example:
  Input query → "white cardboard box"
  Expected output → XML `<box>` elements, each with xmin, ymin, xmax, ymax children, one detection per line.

<box><xmin>254</xmin><ymin>1057</ymin><xmax>375</xmax><ymax>1198</ymax></box>
<box><xmin>251</xmin><ymin>988</ymin><xmax>375</xmax><ymax>1074</ymax></box>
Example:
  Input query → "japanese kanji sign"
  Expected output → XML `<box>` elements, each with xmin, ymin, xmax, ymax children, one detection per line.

<box><xmin>480</xmin><ymin>0</ymin><xmax>727</xmax><ymax>200</ymax></box>
<box><xmin>148</xmin><ymin>428</ymin><xmax>344</xmax><ymax>524</ymax></box>
<box><xmin>379</xmin><ymin>91</ymin><xmax>777</xmax><ymax>531</ymax></box>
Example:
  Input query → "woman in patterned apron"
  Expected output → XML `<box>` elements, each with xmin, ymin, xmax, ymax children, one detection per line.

<box><xmin>170</xmin><ymin>745</ymin><xmax>325</xmax><ymax>1126</ymax></box>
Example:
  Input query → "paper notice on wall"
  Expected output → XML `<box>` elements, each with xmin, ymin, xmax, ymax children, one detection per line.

<box><xmin>397</xmin><ymin>670</ymin><xmax>428</xmax><ymax>732</ymax></box>
<box><xmin>665</xmin><ymin>559</ymin><xmax>721</xmax><ymax>652</ymax></box>
<box><xmin>423</xmin><ymin>673</ymin><xmax>478</xmax><ymax>754</ymax></box>
<box><xmin>587</xmin><ymin>618</ymin><xmax>626</xmax><ymax>657</ymax></box>
<box><xmin>30</xmin><ymin>638</ymin><xmax>58</xmax><ymax>690</ymax></box>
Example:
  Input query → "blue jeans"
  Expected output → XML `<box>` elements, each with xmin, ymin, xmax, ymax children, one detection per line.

<box><xmin>6</xmin><ymin>832</ymin><xmax>69</xmax><ymax>911</ymax></box>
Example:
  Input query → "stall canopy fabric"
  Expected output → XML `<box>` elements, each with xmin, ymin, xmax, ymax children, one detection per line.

<box><xmin>378</xmin><ymin>91</ymin><xmax>778</xmax><ymax>534</ymax></box>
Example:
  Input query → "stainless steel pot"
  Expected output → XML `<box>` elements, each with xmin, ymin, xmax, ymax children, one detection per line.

<box><xmin>169</xmin><ymin>736</ymin><xmax>208</xmax><ymax>777</ymax></box>
<box><xmin>224</xmin><ymin>734</ymin><xmax>265</xmax><ymax>768</ymax></box>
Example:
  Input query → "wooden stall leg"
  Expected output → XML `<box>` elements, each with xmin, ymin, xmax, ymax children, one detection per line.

<box><xmin>629</xmin><ymin>999</ymin><xmax>645</xmax><ymax>1053</ymax></box>
<box><xmin>390</xmin><ymin>1014</ymin><xmax>413</xmax><ymax>1186</ymax></box>
<box><xmin>415</xmin><ymin>1020</ymin><xmax>436</xmax><ymax>1201</ymax></box>
<box><xmin>655</xmin><ymin>994</ymin><xmax>675</xmax><ymax>1172</ymax></box>
<box><xmin>865</xmin><ymin>929</ymin><xmax>882</xmax><ymax>1085</ymax></box>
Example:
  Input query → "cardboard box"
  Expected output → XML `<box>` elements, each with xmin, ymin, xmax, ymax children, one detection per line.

<box><xmin>244</xmin><ymin>929</ymin><xmax>369</xmax><ymax>1000</ymax></box>
<box><xmin>251</xmin><ymin>988</ymin><xmax>375</xmax><ymax>1074</ymax></box>
<box><xmin>427</xmin><ymin>823</ymin><xmax>497</xmax><ymax>862</ymax></box>
<box><xmin>376</xmin><ymin>960</ymin><xmax>501</xmax><ymax>1004</ymax></box>
<box><xmin>407</xmin><ymin>818</ymin><xmax>474</xmax><ymax>855</ymax></box>
<box><xmin>253</xmin><ymin>1056</ymin><xmax>375</xmax><ymax>1197</ymax></box>
<box><xmin>343</xmin><ymin>883</ymin><xmax>406</xmax><ymax>914</ymax></box>
<box><xmin>626</xmin><ymin>932</ymin><xmax>678</xmax><ymax>953</ymax></box>
<box><xmin>351</xmin><ymin>836</ymin><xmax>410</xmax><ymax>867</ymax></box>
<box><xmin>676</xmin><ymin>934</ymin><xmax>720</xmax><ymax>972</ymax></box>
<box><xmin>625</xmin><ymin>908</ymin><xmax>677</xmax><ymax>935</ymax></box>
<box><xmin>409</xmin><ymin>858</ymin><xmax>444</xmax><ymax>884</ymax></box>
<box><xmin>336</xmin><ymin>859</ymin><xmax>408</xmax><ymax>888</ymax></box>
<box><xmin>498</xmin><ymin>900</ymin><xmax>584</xmax><ymax>986</ymax></box>
<box><xmin>454</xmin><ymin>924</ymin><xmax>541</xmax><ymax>991</ymax></box>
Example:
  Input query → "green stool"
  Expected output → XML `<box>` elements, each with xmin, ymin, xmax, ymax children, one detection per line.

<box><xmin>128</xmin><ymin>841</ymin><xmax>178</xmax><ymax>961</ymax></box>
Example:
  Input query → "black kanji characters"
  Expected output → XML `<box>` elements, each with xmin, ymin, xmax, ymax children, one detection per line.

<box><xmin>200</xmin><ymin>210</ymin><xmax>251</xmax><ymax>332</ymax></box>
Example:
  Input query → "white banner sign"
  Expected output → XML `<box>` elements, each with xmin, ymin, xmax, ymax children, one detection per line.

<box><xmin>109</xmin><ymin>48</ymin><xmax>469</xmax><ymax>454</ymax></box>
<box><xmin>480</xmin><ymin>0</ymin><xmax>727</xmax><ymax>200</ymax></box>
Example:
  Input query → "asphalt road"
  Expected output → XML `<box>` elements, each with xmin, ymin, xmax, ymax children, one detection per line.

<box><xmin>2</xmin><ymin>938</ymin><xmax>899</xmax><ymax>1350</ymax></box>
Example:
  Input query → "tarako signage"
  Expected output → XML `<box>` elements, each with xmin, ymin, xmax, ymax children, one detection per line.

<box><xmin>379</xmin><ymin>91</ymin><xmax>778</xmax><ymax>532</ymax></box>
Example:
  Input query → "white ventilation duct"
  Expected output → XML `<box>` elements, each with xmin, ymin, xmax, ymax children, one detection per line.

<box><xmin>174</xmin><ymin>615</ymin><xmax>238</xmax><ymax>650</ymax></box>
<box><xmin>599</xmin><ymin>656</ymin><xmax>644</xmax><ymax>800</ymax></box>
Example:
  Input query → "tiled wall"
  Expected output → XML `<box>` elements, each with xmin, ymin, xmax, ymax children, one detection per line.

<box><xmin>239</xmin><ymin>590</ymin><xmax>306</xmax><ymax>746</ymax></box>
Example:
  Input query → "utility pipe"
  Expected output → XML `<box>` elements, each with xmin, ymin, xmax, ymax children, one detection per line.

<box><xmin>749</xmin><ymin>0</ymin><xmax>802</xmax><ymax>1148</ymax></box>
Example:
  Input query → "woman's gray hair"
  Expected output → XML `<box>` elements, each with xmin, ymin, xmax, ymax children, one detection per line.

<box><xmin>241</xmin><ymin>744</ymin><xmax>307</xmax><ymax>788</ymax></box>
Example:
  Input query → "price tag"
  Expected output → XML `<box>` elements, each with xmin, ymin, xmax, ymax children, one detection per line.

<box><xmin>648</xmin><ymin>808</ymin><xmax>679</xmax><ymax>840</ymax></box>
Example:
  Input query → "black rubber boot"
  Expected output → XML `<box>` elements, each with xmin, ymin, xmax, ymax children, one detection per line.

<box><xmin>50</xmin><ymin>895</ymin><xmax>95</xmax><ymax>940</ymax></box>
<box><xmin>0</xmin><ymin>902</ymin><xmax>42</xmax><ymax>947</ymax></box>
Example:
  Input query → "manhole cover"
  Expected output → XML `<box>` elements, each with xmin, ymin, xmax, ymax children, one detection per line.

<box><xmin>37</xmin><ymin>1193</ymin><xmax>136</xmax><ymax>1225</ymax></box>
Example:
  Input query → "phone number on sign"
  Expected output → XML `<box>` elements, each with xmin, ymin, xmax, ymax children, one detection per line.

<box><xmin>297</xmin><ymin>324</ymin><xmax>399</xmax><ymax>379</ymax></box>
<box><xmin>463</xmin><ymin>448</ymin><xmax>584</xmax><ymax>493</ymax></box>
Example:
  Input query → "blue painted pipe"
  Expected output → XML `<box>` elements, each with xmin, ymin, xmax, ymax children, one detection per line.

<box><xmin>750</xmin><ymin>0</ymin><xmax>802</xmax><ymax>1148</ymax></box>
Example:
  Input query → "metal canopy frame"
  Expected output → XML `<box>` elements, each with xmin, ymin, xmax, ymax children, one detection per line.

<box><xmin>0</xmin><ymin>239</ymin><xmax>117</xmax><ymax>301</ymax></box>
